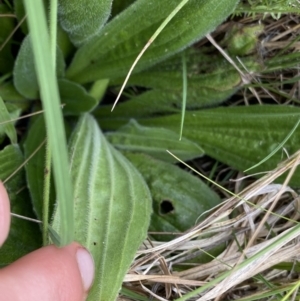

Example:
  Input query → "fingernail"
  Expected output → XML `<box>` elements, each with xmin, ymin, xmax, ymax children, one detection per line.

<box><xmin>76</xmin><ymin>247</ymin><xmax>95</xmax><ymax>291</ymax></box>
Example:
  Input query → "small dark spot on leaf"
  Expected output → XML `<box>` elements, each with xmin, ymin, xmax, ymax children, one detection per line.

<box><xmin>93</xmin><ymin>242</ymin><xmax>97</xmax><ymax>246</ymax></box>
<box><xmin>159</xmin><ymin>200</ymin><xmax>174</xmax><ymax>215</ymax></box>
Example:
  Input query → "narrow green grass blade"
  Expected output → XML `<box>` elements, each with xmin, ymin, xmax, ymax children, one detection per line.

<box><xmin>42</xmin><ymin>138</ymin><xmax>51</xmax><ymax>246</ymax></box>
<box><xmin>179</xmin><ymin>51</ymin><xmax>187</xmax><ymax>140</ymax></box>
<box><xmin>49</xmin><ymin>0</ymin><xmax>58</xmax><ymax>68</ymax></box>
<box><xmin>23</xmin><ymin>0</ymin><xmax>73</xmax><ymax>246</ymax></box>
<box><xmin>226</xmin><ymin>284</ymin><xmax>299</xmax><ymax>301</ymax></box>
<box><xmin>42</xmin><ymin>0</ymin><xmax>57</xmax><ymax>246</ymax></box>
<box><xmin>281</xmin><ymin>281</ymin><xmax>300</xmax><ymax>301</ymax></box>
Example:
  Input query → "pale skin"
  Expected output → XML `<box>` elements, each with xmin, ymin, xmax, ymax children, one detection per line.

<box><xmin>0</xmin><ymin>182</ymin><xmax>95</xmax><ymax>301</ymax></box>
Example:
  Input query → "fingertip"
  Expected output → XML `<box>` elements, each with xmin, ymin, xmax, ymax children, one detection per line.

<box><xmin>0</xmin><ymin>181</ymin><xmax>10</xmax><ymax>247</ymax></box>
<box><xmin>0</xmin><ymin>242</ymin><xmax>94</xmax><ymax>301</ymax></box>
<box><xmin>76</xmin><ymin>247</ymin><xmax>95</xmax><ymax>291</ymax></box>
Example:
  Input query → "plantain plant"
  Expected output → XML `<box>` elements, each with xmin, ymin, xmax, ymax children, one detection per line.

<box><xmin>1</xmin><ymin>0</ymin><xmax>300</xmax><ymax>300</ymax></box>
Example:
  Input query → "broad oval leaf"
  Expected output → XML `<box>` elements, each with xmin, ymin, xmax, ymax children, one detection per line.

<box><xmin>106</xmin><ymin>119</ymin><xmax>204</xmax><ymax>163</ymax></box>
<box><xmin>110</xmin><ymin>47</ymin><xmax>243</xmax><ymax>91</ymax></box>
<box><xmin>58</xmin><ymin>0</ymin><xmax>113</xmax><ymax>47</ymax></box>
<box><xmin>89</xmin><ymin>79</ymin><xmax>110</xmax><ymax>103</ymax></box>
<box><xmin>139</xmin><ymin>105</ymin><xmax>300</xmax><ymax>186</ymax></box>
<box><xmin>51</xmin><ymin>114</ymin><xmax>152</xmax><ymax>301</ymax></box>
<box><xmin>13</xmin><ymin>35</ymin><xmax>65</xmax><ymax>99</ymax></box>
<box><xmin>13</xmin><ymin>34</ymin><xmax>38</xmax><ymax>99</ymax></box>
<box><xmin>58</xmin><ymin>79</ymin><xmax>98</xmax><ymax>115</ymax></box>
<box><xmin>126</xmin><ymin>153</ymin><xmax>221</xmax><ymax>241</ymax></box>
<box><xmin>66</xmin><ymin>0</ymin><xmax>239</xmax><ymax>83</ymax></box>
<box><xmin>96</xmin><ymin>48</ymin><xmax>243</xmax><ymax>119</ymax></box>
<box><xmin>0</xmin><ymin>81</ymin><xmax>27</xmax><ymax>103</ymax></box>
<box><xmin>96</xmin><ymin>90</ymin><xmax>181</xmax><ymax>119</ymax></box>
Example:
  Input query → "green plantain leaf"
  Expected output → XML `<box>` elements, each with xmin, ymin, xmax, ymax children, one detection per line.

<box><xmin>0</xmin><ymin>145</ymin><xmax>42</xmax><ymax>266</ymax></box>
<box><xmin>98</xmin><ymin>69</ymin><xmax>240</xmax><ymax>118</ymax></box>
<box><xmin>0</xmin><ymin>81</ymin><xmax>27</xmax><ymax>103</ymax></box>
<box><xmin>137</xmin><ymin>105</ymin><xmax>300</xmax><ymax>186</ymax></box>
<box><xmin>66</xmin><ymin>0</ymin><xmax>239</xmax><ymax>83</ymax></box>
<box><xmin>96</xmin><ymin>90</ymin><xmax>180</xmax><ymax>119</ymax></box>
<box><xmin>24</xmin><ymin>116</ymin><xmax>56</xmax><ymax>221</ymax></box>
<box><xmin>126</xmin><ymin>153</ymin><xmax>221</xmax><ymax>241</ymax></box>
<box><xmin>13</xmin><ymin>35</ymin><xmax>66</xmax><ymax>99</ymax></box>
<box><xmin>58</xmin><ymin>0</ymin><xmax>113</xmax><ymax>47</ymax></box>
<box><xmin>0</xmin><ymin>82</ymin><xmax>30</xmax><ymax>114</ymax></box>
<box><xmin>106</xmin><ymin>119</ymin><xmax>204</xmax><ymax>163</ymax></box>
<box><xmin>110</xmin><ymin>47</ymin><xmax>243</xmax><ymax>91</ymax></box>
<box><xmin>96</xmin><ymin>48</ymin><xmax>243</xmax><ymax>118</ymax></box>
<box><xmin>51</xmin><ymin>114</ymin><xmax>152</xmax><ymax>301</ymax></box>
<box><xmin>58</xmin><ymin>79</ymin><xmax>98</xmax><ymax>115</ymax></box>
<box><xmin>88</xmin><ymin>79</ymin><xmax>110</xmax><ymax>103</ymax></box>
<box><xmin>0</xmin><ymin>96</ymin><xmax>18</xmax><ymax>144</ymax></box>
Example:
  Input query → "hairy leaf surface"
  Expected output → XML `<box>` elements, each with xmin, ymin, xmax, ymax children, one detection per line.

<box><xmin>126</xmin><ymin>153</ymin><xmax>221</xmax><ymax>241</ymax></box>
<box><xmin>58</xmin><ymin>0</ymin><xmax>113</xmax><ymax>47</ymax></box>
<box><xmin>96</xmin><ymin>48</ymin><xmax>243</xmax><ymax>118</ymax></box>
<box><xmin>106</xmin><ymin>119</ymin><xmax>204</xmax><ymax>162</ymax></box>
<box><xmin>58</xmin><ymin>79</ymin><xmax>97</xmax><ymax>115</ymax></box>
<box><xmin>139</xmin><ymin>105</ymin><xmax>300</xmax><ymax>186</ymax></box>
<box><xmin>67</xmin><ymin>0</ymin><xmax>239</xmax><ymax>83</ymax></box>
<box><xmin>52</xmin><ymin>114</ymin><xmax>152</xmax><ymax>301</ymax></box>
<box><xmin>13</xmin><ymin>35</ymin><xmax>65</xmax><ymax>99</ymax></box>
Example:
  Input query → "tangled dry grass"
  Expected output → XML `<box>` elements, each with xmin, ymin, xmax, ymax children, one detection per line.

<box><xmin>121</xmin><ymin>13</ymin><xmax>300</xmax><ymax>301</ymax></box>
<box><xmin>123</xmin><ymin>151</ymin><xmax>300</xmax><ymax>301</ymax></box>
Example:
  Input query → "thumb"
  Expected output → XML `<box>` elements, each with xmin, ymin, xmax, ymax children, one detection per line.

<box><xmin>0</xmin><ymin>242</ymin><xmax>94</xmax><ymax>301</ymax></box>
<box><xmin>0</xmin><ymin>181</ymin><xmax>10</xmax><ymax>247</ymax></box>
